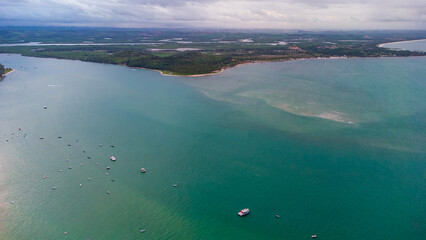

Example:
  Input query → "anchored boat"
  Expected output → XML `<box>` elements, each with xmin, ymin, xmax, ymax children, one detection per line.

<box><xmin>238</xmin><ymin>208</ymin><xmax>250</xmax><ymax>216</ymax></box>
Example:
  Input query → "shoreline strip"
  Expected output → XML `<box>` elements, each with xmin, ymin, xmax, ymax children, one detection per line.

<box><xmin>1</xmin><ymin>69</ymin><xmax>15</xmax><ymax>77</ymax></box>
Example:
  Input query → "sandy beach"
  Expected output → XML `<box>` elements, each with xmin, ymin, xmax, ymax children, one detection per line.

<box><xmin>1</xmin><ymin>69</ymin><xmax>15</xmax><ymax>77</ymax></box>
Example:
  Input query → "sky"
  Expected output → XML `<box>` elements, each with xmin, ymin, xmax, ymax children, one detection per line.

<box><xmin>0</xmin><ymin>0</ymin><xmax>425</xmax><ymax>30</ymax></box>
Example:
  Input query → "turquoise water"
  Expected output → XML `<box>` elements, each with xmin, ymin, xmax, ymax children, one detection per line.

<box><xmin>381</xmin><ymin>39</ymin><xmax>426</xmax><ymax>52</ymax></box>
<box><xmin>0</xmin><ymin>54</ymin><xmax>425</xmax><ymax>239</ymax></box>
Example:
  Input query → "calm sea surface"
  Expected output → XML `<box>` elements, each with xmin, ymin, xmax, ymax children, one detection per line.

<box><xmin>0</xmin><ymin>53</ymin><xmax>425</xmax><ymax>239</ymax></box>
<box><xmin>381</xmin><ymin>39</ymin><xmax>426</xmax><ymax>52</ymax></box>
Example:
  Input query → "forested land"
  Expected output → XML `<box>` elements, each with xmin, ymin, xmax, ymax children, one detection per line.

<box><xmin>1</xmin><ymin>28</ymin><xmax>425</xmax><ymax>75</ymax></box>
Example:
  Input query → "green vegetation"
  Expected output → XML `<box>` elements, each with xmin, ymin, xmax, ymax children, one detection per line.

<box><xmin>0</xmin><ymin>27</ymin><xmax>425</xmax><ymax>75</ymax></box>
<box><xmin>0</xmin><ymin>63</ymin><xmax>12</xmax><ymax>77</ymax></box>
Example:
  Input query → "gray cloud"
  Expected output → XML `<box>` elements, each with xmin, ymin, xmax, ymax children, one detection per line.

<box><xmin>0</xmin><ymin>0</ymin><xmax>425</xmax><ymax>29</ymax></box>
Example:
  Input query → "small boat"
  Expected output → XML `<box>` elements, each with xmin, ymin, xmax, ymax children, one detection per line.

<box><xmin>311</xmin><ymin>235</ymin><xmax>317</xmax><ymax>238</ymax></box>
<box><xmin>99</xmin><ymin>144</ymin><xmax>102</xmax><ymax>147</ymax></box>
<box><xmin>110</xmin><ymin>156</ymin><xmax>116</xmax><ymax>161</ymax></box>
<box><xmin>40</xmin><ymin>137</ymin><xmax>44</xmax><ymax>140</ymax></box>
<box><xmin>111</xmin><ymin>144</ymin><xmax>115</xmax><ymax>148</ymax></box>
<box><xmin>68</xmin><ymin>166</ymin><xmax>72</xmax><ymax>169</ymax></box>
<box><xmin>107</xmin><ymin>190</ymin><xmax>111</xmax><ymax>194</ymax></box>
<box><xmin>80</xmin><ymin>163</ymin><xmax>84</xmax><ymax>166</ymax></box>
<box><xmin>238</xmin><ymin>208</ymin><xmax>250</xmax><ymax>216</ymax></box>
<box><xmin>141</xmin><ymin>168</ymin><xmax>146</xmax><ymax>173</ymax></box>
<box><xmin>52</xmin><ymin>187</ymin><xmax>57</xmax><ymax>190</ymax></box>
<box><xmin>10</xmin><ymin>201</ymin><xmax>14</xmax><ymax>204</ymax></box>
<box><xmin>275</xmin><ymin>214</ymin><xmax>280</xmax><ymax>218</ymax></box>
<box><xmin>140</xmin><ymin>229</ymin><xmax>146</xmax><ymax>233</ymax></box>
<box><xmin>43</xmin><ymin>106</ymin><xmax>47</xmax><ymax>109</ymax></box>
<box><xmin>79</xmin><ymin>184</ymin><xmax>83</xmax><ymax>187</ymax></box>
<box><xmin>172</xmin><ymin>184</ymin><xmax>178</xmax><ymax>187</ymax></box>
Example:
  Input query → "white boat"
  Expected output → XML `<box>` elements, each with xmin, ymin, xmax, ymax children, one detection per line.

<box><xmin>43</xmin><ymin>106</ymin><xmax>47</xmax><ymax>109</ymax></box>
<box><xmin>238</xmin><ymin>208</ymin><xmax>250</xmax><ymax>216</ymax></box>
<box><xmin>141</xmin><ymin>168</ymin><xmax>146</xmax><ymax>173</ymax></box>
<box><xmin>110</xmin><ymin>156</ymin><xmax>116</xmax><ymax>161</ymax></box>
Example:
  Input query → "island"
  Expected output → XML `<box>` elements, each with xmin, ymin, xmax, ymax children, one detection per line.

<box><xmin>0</xmin><ymin>63</ymin><xmax>13</xmax><ymax>78</ymax></box>
<box><xmin>0</xmin><ymin>27</ymin><xmax>425</xmax><ymax>76</ymax></box>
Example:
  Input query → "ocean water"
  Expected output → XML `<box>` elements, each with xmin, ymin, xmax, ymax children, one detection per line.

<box><xmin>380</xmin><ymin>39</ymin><xmax>426</xmax><ymax>52</ymax></box>
<box><xmin>0</xmin><ymin>54</ymin><xmax>425</xmax><ymax>240</ymax></box>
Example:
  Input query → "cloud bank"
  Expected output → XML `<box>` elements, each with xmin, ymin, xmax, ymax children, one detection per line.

<box><xmin>0</xmin><ymin>0</ymin><xmax>425</xmax><ymax>29</ymax></box>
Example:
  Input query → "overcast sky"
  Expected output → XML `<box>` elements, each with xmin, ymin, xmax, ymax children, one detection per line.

<box><xmin>1</xmin><ymin>0</ymin><xmax>425</xmax><ymax>30</ymax></box>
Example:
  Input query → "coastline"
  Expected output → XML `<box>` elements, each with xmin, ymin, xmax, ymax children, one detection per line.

<box><xmin>378</xmin><ymin>39</ymin><xmax>426</xmax><ymax>48</ymax></box>
<box><xmin>1</xmin><ymin>52</ymin><xmax>423</xmax><ymax>79</ymax></box>
<box><xmin>126</xmin><ymin>57</ymin><xmax>348</xmax><ymax>77</ymax></box>
<box><xmin>1</xmin><ymin>69</ymin><xmax>14</xmax><ymax>77</ymax></box>
<box><xmin>127</xmin><ymin>66</ymin><xmax>225</xmax><ymax>77</ymax></box>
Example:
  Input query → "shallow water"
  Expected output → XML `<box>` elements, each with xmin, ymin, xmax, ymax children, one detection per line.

<box><xmin>0</xmin><ymin>54</ymin><xmax>425</xmax><ymax>239</ymax></box>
